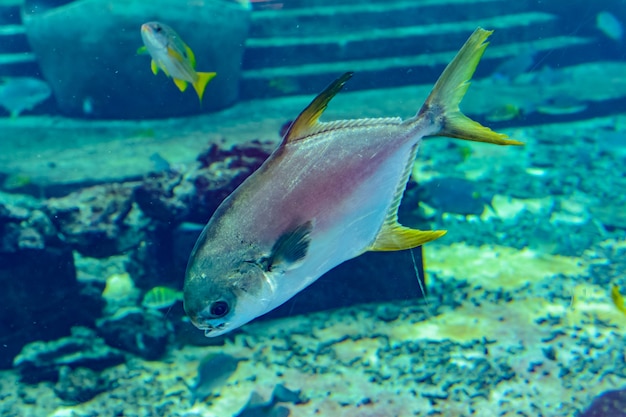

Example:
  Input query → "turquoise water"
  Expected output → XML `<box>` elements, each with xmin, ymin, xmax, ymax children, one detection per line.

<box><xmin>1</xmin><ymin>0</ymin><xmax>625</xmax><ymax>416</ymax></box>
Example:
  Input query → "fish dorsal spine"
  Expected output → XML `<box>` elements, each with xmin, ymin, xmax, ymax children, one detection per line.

<box><xmin>282</xmin><ymin>72</ymin><xmax>353</xmax><ymax>144</ymax></box>
<box><xmin>282</xmin><ymin>72</ymin><xmax>403</xmax><ymax>144</ymax></box>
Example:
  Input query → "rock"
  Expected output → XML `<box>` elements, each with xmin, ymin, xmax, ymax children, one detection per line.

<box><xmin>579</xmin><ymin>388</ymin><xmax>626</xmax><ymax>417</ymax></box>
<box><xmin>375</xmin><ymin>304</ymin><xmax>401</xmax><ymax>323</ymax></box>
<box><xmin>21</xmin><ymin>0</ymin><xmax>251</xmax><ymax>118</ymax></box>
<box><xmin>13</xmin><ymin>327</ymin><xmax>125</xmax><ymax>384</ymax></box>
<box><xmin>54</xmin><ymin>366</ymin><xmax>111</xmax><ymax>403</ymax></box>
<box><xmin>135</xmin><ymin>140</ymin><xmax>273</xmax><ymax>224</ymax></box>
<box><xmin>96</xmin><ymin>307</ymin><xmax>172</xmax><ymax>360</ymax></box>
<box><xmin>44</xmin><ymin>183</ymin><xmax>149</xmax><ymax>258</ymax></box>
<box><xmin>0</xmin><ymin>203</ymin><xmax>101</xmax><ymax>370</ymax></box>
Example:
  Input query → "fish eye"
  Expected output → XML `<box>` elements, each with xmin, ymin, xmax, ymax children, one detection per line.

<box><xmin>154</xmin><ymin>25</ymin><xmax>162</xmax><ymax>33</ymax></box>
<box><xmin>210</xmin><ymin>301</ymin><xmax>229</xmax><ymax>318</ymax></box>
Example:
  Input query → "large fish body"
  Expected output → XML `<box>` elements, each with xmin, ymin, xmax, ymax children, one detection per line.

<box><xmin>184</xmin><ymin>28</ymin><xmax>522</xmax><ymax>337</ymax></box>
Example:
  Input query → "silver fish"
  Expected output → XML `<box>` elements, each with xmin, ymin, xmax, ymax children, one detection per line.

<box><xmin>0</xmin><ymin>77</ymin><xmax>51</xmax><ymax>117</ymax></box>
<box><xmin>184</xmin><ymin>28</ymin><xmax>523</xmax><ymax>337</ymax></box>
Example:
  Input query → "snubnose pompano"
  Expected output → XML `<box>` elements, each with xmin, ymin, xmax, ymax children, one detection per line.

<box><xmin>184</xmin><ymin>28</ymin><xmax>523</xmax><ymax>337</ymax></box>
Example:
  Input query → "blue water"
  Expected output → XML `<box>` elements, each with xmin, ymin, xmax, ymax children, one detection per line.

<box><xmin>1</xmin><ymin>0</ymin><xmax>625</xmax><ymax>416</ymax></box>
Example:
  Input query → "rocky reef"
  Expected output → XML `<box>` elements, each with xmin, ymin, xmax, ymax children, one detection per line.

<box><xmin>0</xmin><ymin>199</ymin><xmax>101</xmax><ymax>369</ymax></box>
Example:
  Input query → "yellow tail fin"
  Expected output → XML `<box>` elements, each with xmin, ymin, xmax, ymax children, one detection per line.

<box><xmin>419</xmin><ymin>28</ymin><xmax>523</xmax><ymax>146</ymax></box>
<box><xmin>192</xmin><ymin>72</ymin><xmax>217</xmax><ymax>103</ymax></box>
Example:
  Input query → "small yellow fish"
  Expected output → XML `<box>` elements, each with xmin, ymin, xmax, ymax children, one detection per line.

<box><xmin>611</xmin><ymin>285</ymin><xmax>626</xmax><ymax>315</ymax></box>
<box><xmin>485</xmin><ymin>103</ymin><xmax>522</xmax><ymax>122</ymax></box>
<box><xmin>142</xmin><ymin>286</ymin><xmax>183</xmax><ymax>310</ymax></box>
<box><xmin>139</xmin><ymin>21</ymin><xmax>216</xmax><ymax>102</ymax></box>
<box><xmin>184</xmin><ymin>28</ymin><xmax>522</xmax><ymax>337</ymax></box>
<box><xmin>2</xmin><ymin>173</ymin><xmax>31</xmax><ymax>190</ymax></box>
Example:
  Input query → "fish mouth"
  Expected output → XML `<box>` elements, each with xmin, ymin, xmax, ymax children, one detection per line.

<box><xmin>196</xmin><ymin>321</ymin><xmax>228</xmax><ymax>338</ymax></box>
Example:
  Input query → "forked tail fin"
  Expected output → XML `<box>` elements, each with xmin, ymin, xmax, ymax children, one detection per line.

<box><xmin>192</xmin><ymin>72</ymin><xmax>217</xmax><ymax>103</ymax></box>
<box><xmin>418</xmin><ymin>28</ymin><xmax>523</xmax><ymax>146</ymax></box>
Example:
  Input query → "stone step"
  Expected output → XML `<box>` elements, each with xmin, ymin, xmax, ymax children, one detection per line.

<box><xmin>0</xmin><ymin>51</ymin><xmax>38</xmax><ymax>76</ymax></box>
<box><xmin>249</xmin><ymin>0</ymin><xmax>525</xmax><ymax>38</ymax></box>
<box><xmin>0</xmin><ymin>24</ymin><xmax>30</xmax><ymax>54</ymax></box>
<box><xmin>2</xmin><ymin>60</ymin><xmax>626</xmax><ymax>196</ymax></box>
<box><xmin>243</xmin><ymin>12</ymin><xmax>557</xmax><ymax>69</ymax></box>
<box><xmin>0</xmin><ymin>3</ymin><xmax>38</xmax><ymax>76</ymax></box>
<box><xmin>240</xmin><ymin>35</ymin><xmax>595</xmax><ymax>100</ymax></box>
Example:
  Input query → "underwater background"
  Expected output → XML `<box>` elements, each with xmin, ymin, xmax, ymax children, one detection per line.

<box><xmin>1</xmin><ymin>0</ymin><xmax>626</xmax><ymax>416</ymax></box>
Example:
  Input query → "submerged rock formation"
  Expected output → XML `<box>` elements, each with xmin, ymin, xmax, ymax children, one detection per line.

<box><xmin>21</xmin><ymin>0</ymin><xmax>251</xmax><ymax>118</ymax></box>
<box><xmin>0</xmin><ymin>201</ymin><xmax>101</xmax><ymax>369</ymax></box>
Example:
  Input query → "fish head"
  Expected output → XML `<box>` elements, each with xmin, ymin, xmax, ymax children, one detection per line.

<box><xmin>184</xmin><ymin>250</ymin><xmax>274</xmax><ymax>337</ymax></box>
<box><xmin>140</xmin><ymin>21</ymin><xmax>172</xmax><ymax>55</ymax></box>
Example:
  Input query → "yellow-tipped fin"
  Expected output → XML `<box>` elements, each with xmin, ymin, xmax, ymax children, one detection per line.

<box><xmin>137</xmin><ymin>45</ymin><xmax>148</xmax><ymax>55</ymax></box>
<box><xmin>283</xmin><ymin>72</ymin><xmax>353</xmax><ymax>143</ymax></box>
<box><xmin>368</xmin><ymin>225</ymin><xmax>446</xmax><ymax>252</ymax></box>
<box><xmin>173</xmin><ymin>78</ymin><xmax>188</xmax><ymax>92</ymax></box>
<box><xmin>419</xmin><ymin>28</ymin><xmax>523</xmax><ymax>146</ymax></box>
<box><xmin>611</xmin><ymin>285</ymin><xmax>626</xmax><ymax>315</ymax></box>
<box><xmin>192</xmin><ymin>72</ymin><xmax>217</xmax><ymax>102</ymax></box>
<box><xmin>150</xmin><ymin>60</ymin><xmax>159</xmax><ymax>75</ymax></box>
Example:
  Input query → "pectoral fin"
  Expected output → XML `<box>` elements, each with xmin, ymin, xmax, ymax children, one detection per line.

<box><xmin>137</xmin><ymin>46</ymin><xmax>148</xmax><ymax>55</ymax></box>
<box><xmin>264</xmin><ymin>221</ymin><xmax>313</xmax><ymax>272</ymax></box>
<box><xmin>368</xmin><ymin>223</ymin><xmax>445</xmax><ymax>252</ymax></box>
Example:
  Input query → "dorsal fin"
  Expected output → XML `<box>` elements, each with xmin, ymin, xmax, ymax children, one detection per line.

<box><xmin>282</xmin><ymin>72</ymin><xmax>353</xmax><ymax>144</ymax></box>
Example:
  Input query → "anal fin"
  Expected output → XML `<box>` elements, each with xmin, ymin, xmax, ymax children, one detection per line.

<box><xmin>368</xmin><ymin>223</ymin><xmax>446</xmax><ymax>252</ymax></box>
<box><xmin>173</xmin><ymin>78</ymin><xmax>188</xmax><ymax>92</ymax></box>
<box><xmin>150</xmin><ymin>60</ymin><xmax>159</xmax><ymax>75</ymax></box>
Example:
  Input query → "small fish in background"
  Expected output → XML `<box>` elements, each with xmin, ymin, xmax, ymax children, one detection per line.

<box><xmin>535</xmin><ymin>95</ymin><xmax>588</xmax><ymax>116</ymax></box>
<box><xmin>2</xmin><ymin>173</ymin><xmax>32</xmax><ymax>191</ymax></box>
<box><xmin>235</xmin><ymin>384</ymin><xmax>304</xmax><ymax>417</ymax></box>
<box><xmin>188</xmin><ymin>352</ymin><xmax>243</xmax><ymax>403</ymax></box>
<box><xmin>596</xmin><ymin>11</ymin><xmax>623</xmax><ymax>42</ymax></box>
<box><xmin>611</xmin><ymin>285</ymin><xmax>626</xmax><ymax>316</ymax></box>
<box><xmin>485</xmin><ymin>103</ymin><xmax>523</xmax><ymax>122</ymax></box>
<box><xmin>141</xmin><ymin>286</ymin><xmax>182</xmax><ymax>310</ymax></box>
<box><xmin>0</xmin><ymin>77</ymin><xmax>51</xmax><ymax>117</ymax></box>
<box><xmin>82</xmin><ymin>96</ymin><xmax>94</xmax><ymax>116</ymax></box>
<box><xmin>268</xmin><ymin>77</ymin><xmax>300</xmax><ymax>94</ymax></box>
<box><xmin>139</xmin><ymin>21</ymin><xmax>217</xmax><ymax>103</ymax></box>
<box><xmin>490</xmin><ymin>48</ymin><xmax>535</xmax><ymax>83</ymax></box>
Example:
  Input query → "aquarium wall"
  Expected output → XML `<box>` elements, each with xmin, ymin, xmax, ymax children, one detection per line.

<box><xmin>0</xmin><ymin>0</ymin><xmax>625</xmax><ymax>416</ymax></box>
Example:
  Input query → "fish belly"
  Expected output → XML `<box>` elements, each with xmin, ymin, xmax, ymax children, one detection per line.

<box><xmin>263</xmin><ymin>139</ymin><xmax>418</xmax><ymax>311</ymax></box>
